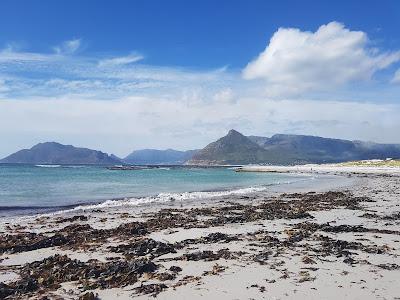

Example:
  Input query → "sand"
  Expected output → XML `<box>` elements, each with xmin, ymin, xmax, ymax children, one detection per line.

<box><xmin>1</xmin><ymin>167</ymin><xmax>399</xmax><ymax>299</ymax></box>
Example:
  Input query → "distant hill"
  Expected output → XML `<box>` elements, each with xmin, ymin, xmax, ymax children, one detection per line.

<box><xmin>187</xmin><ymin>130</ymin><xmax>400</xmax><ymax>165</ymax></box>
<box><xmin>0</xmin><ymin>142</ymin><xmax>121</xmax><ymax>165</ymax></box>
<box><xmin>124</xmin><ymin>149</ymin><xmax>198</xmax><ymax>165</ymax></box>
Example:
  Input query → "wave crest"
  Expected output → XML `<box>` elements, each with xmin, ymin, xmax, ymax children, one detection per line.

<box><xmin>35</xmin><ymin>164</ymin><xmax>61</xmax><ymax>168</ymax></box>
<box><xmin>73</xmin><ymin>186</ymin><xmax>268</xmax><ymax>211</ymax></box>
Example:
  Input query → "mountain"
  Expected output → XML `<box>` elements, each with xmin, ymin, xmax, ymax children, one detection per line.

<box><xmin>124</xmin><ymin>149</ymin><xmax>198</xmax><ymax>165</ymax></box>
<box><xmin>249</xmin><ymin>134</ymin><xmax>357</xmax><ymax>163</ymax></box>
<box><xmin>251</xmin><ymin>134</ymin><xmax>400</xmax><ymax>163</ymax></box>
<box><xmin>0</xmin><ymin>142</ymin><xmax>121</xmax><ymax>165</ymax></box>
<box><xmin>188</xmin><ymin>129</ymin><xmax>290</xmax><ymax>165</ymax></box>
<box><xmin>188</xmin><ymin>130</ymin><xmax>400</xmax><ymax>165</ymax></box>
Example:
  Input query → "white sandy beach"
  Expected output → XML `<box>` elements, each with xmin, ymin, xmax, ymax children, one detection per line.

<box><xmin>236</xmin><ymin>162</ymin><xmax>400</xmax><ymax>175</ymax></box>
<box><xmin>1</xmin><ymin>166</ymin><xmax>400</xmax><ymax>299</ymax></box>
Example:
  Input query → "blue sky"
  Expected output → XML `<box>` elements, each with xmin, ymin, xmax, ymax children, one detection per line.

<box><xmin>1</xmin><ymin>0</ymin><xmax>400</xmax><ymax>157</ymax></box>
<box><xmin>2</xmin><ymin>0</ymin><xmax>400</xmax><ymax>69</ymax></box>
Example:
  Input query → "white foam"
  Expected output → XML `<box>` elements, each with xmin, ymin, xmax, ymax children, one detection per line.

<box><xmin>69</xmin><ymin>174</ymin><xmax>315</xmax><ymax>212</ymax></box>
<box><xmin>0</xmin><ymin>175</ymin><xmax>314</xmax><ymax>222</ymax></box>
<box><xmin>35</xmin><ymin>164</ymin><xmax>61</xmax><ymax>168</ymax></box>
<box><xmin>72</xmin><ymin>186</ymin><xmax>269</xmax><ymax>211</ymax></box>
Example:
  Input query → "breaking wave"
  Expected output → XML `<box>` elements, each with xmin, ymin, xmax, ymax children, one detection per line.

<box><xmin>35</xmin><ymin>164</ymin><xmax>61</xmax><ymax>168</ymax></box>
<box><xmin>0</xmin><ymin>173</ymin><xmax>315</xmax><ymax>219</ymax></box>
<box><xmin>71</xmin><ymin>186</ymin><xmax>268</xmax><ymax>211</ymax></box>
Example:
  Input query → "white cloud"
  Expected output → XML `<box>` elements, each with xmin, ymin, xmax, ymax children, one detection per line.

<box><xmin>0</xmin><ymin>49</ymin><xmax>238</xmax><ymax>100</ymax></box>
<box><xmin>243</xmin><ymin>21</ymin><xmax>400</xmax><ymax>97</ymax></box>
<box><xmin>213</xmin><ymin>88</ymin><xmax>235</xmax><ymax>103</ymax></box>
<box><xmin>98</xmin><ymin>53</ymin><xmax>144</xmax><ymax>67</ymax></box>
<box><xmin>392</xmin><ymin>69</ymin><xmax>400</xmax><ymax>83</ymax></box>
<box><xmin>0</xmin><ymin>39</ymin><xmax>81</xmax><ymax>63</ymax></box>
<box><xmin>53</xmin><ymin>38</ymin><xmax>81</xmax><ymax>55</ymax></box>
<box><xmin>0</xmin><ymin>45</ymin><xmax>51</xmax><ymax>62</ymax></box>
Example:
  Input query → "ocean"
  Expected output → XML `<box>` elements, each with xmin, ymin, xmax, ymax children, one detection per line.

<box><xmin>0</xmin><ymin>164</ymin><xmax>311</xmax><ymax>216</ymax></box>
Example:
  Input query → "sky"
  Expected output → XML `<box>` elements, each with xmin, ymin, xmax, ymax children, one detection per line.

<box><xmin>1</xmin><ymin>0</ymin><xmax>400</xmax><ymax>158</ymax></box>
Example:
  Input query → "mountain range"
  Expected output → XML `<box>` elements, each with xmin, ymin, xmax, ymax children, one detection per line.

<box><xmin>2</xmin><ymin>130</ymin><xmax>400</xmax><ymax>165</ymax></box>
<box><xmin>186</xmin><ymin>130</ymin><xmax>400</xmax><ymax>165</ymax></box>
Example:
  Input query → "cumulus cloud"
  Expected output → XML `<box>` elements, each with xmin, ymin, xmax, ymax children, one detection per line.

<box><xmin>243</xmin><ymin>22</ymin><xmax>400</xmax><ymax>97</ymax></box>
<box><xmin>53</xmin><ymin>38</ymin><xmax>81</xmax><ymax>55</ymax></box>
<box><xmin>98</xmin><ymin>53</ymin><xmax>144</xmax><ymax>67</ymax></box>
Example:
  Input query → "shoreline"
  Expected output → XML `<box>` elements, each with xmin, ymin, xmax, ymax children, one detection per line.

<box><xmin>236</xmin><ymin>164</ymin><xmax>400</xmax><ymax>175</ymax></box>
<box><xmin>1</xmin><ymin>170</ymin><xmax>399</xmax><ymax>299</ymax></box>
<box><xmin>0</xmin><ymin>172</ymin><xmax>320</xmax><ymax>220</ymax></box>
<box><xmin>0</xmin><ymin>165</ymin><xmax>308</xmax><ymax>219</ymax></box>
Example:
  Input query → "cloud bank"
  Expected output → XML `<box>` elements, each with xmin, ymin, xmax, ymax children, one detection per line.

<box><xmin>1</xmin><ymin>96</ymin><xmax>400</xmax><ymax>158</ymax></box>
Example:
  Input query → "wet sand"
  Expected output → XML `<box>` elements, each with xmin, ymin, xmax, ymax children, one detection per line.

<box><xmin>1</xmin><ymin>171</ymin><xmax>399</xmax><ymax>299</ymax></box>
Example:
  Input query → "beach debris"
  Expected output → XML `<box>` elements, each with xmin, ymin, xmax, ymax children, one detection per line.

<box><xmin>253</xmin><ymin>251</ymin><xmax>272</xmax><ymax>265</ymax></box>
<box><xmin>134</xmin><ymin>283</ymin><xmax>168</xmax><ymax>297</ymax></box>
<box><xmin>302</xmin><ymin>256</ymin><xmax>316</xmax><ymax>264</ymax></box>
<box><xmin>153</xmin><ymin>272</ymin><xmax>176</xmax><ymax>281</ymax></box>
<box><xmin>3</xmin><ymin>255</ymin><xmax>158</xmax><ymax>297</ymax></box>
<box><xmin>377</xmin><ymin>263</ymin><xmax>400</xmax><ymax>270</ymax></box>
<box><xmin>145</xmin><ymin>212</ymin><xmax>199</xmax><ymax>231</ymax></box>
<box><xmin>311</xmin><ymin>235</ymin><xmax>390</xmax><ymax>265</ymax></box>
<box><xmin>202</xmin><ymin>264</ymin><xmax>227</xmax><ymax>276</ymax></box>
<box><xmin>2</xmin><ymin>184</ymin><xmax>400</xmax><ymax>299</ymax></box>
<box><xmin>114</xmin><ymin>222</ymin><xmax>148</xmax><ymax>236</ymax></box>
<box><xmin>177</xmin><ymin>249</ymin><xmax>239</xmax><ymax>261</ymax></box>
<box><xmin>298</xmin><ymin>270</ymin><xmax>316</xmax><ymax>283</ymax></box>
<box><xmin>109</xmin><ymin>238</ymin><xmax>176</xmax><ymax>259</ymax></box>
<box><xmin>175</xmin><ymin>232</ymin><xmax>240</xmax><ymax>248</ymax></box>
<box><xmin>247</xmin><ymin>284</ymin><xmax>266</xmax><ymax>293</ymax></box>
<box><xmin>79</xmin><ymin>291</ymin><xmax>99</xmax><ymax>300</ymax></box>
<box><xmin>55</xmin><ymin>215</ymin><xmax>88</xmax><ymax>223</ymax></box>
<box><xmin>361</xmin><ymin>212</ymin><xmax>400</xmax><ymax>221</ymax></box>
<box><xmin>0</xmin><ymin>282</ymin><xmax>14</xmax><ymax>299</ymax></box>
<box><xmin>0</xmin><ymin>233</ymin><xmax>68</xmax><ymax>254</ymax></box>
<box><xmin>169</xmin><ymin>266</ymin><xmax>182</xmax><ymax>273</ymax></box>
<box><xmin>200</xmin><ymin>232</ymin><xmax>239</xmax><ymax>243</ymax></box>
<box><xmin>172</xmin><ymin>276</ymin><xmax>202</xmax><ymax>288</ymax></box>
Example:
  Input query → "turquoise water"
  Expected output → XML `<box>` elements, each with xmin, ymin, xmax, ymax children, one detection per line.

<box><xmin>0</xmin><ymin>164</ymin><xmax>309</xmax><ymax>216</ymax></box>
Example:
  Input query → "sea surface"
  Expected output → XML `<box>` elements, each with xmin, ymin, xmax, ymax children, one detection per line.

<box><xmin>0</xmin><ymin>164</ymin><xmax>311</xmax><ymax>216</ymax></box>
